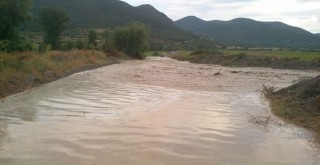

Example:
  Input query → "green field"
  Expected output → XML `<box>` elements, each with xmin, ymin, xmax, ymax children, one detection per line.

<box><xmin>150</xmin><ymin>50</ymin><xmax>320</xmax><ymax>61</ymax></box>
<box><xmin>222</xmin><ymin>50</ymin><xmax>320</xmax><ymax>61</ymax></box>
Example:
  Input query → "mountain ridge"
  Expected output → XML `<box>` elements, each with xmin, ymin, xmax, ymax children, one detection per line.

<box><xmin>29</xmin><ymin>0</ymin><xmax>195</xmax><ymax>41</ymax></box>
<box><xmin>175</xmin><ymin>16</ymin><xmax>320</xmax><ymax>48</ymax></box>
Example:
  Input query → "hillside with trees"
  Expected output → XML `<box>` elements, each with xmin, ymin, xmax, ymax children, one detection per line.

<box><xmin>28</xmin><ymin>0</ymin><xmax>195</xmax><ymax>42</ymax></box>
<box><xmin>175</xmin><ymin>16</ymin><xmax>320</xmax><ymax>49</ymax></box>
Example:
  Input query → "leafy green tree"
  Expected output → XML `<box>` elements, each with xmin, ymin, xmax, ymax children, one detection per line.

<box><xmin>112</xmin><ymin>22</ymin><xmax>149</xmax><ymax>59</ymax></box>
<box><xmin>88</xmin><ymin>30</ymin><xmax>98</xmax><ymax>47</ymax></box>
<box><xmin>0</xmin><ymin>0</ymin><xmax>32</xmax><ymax>51</ymax></box>
<box><xmin>39</xmin><ymin>7</ymin><xmax>69</xmax><ymax>50</ymax></box>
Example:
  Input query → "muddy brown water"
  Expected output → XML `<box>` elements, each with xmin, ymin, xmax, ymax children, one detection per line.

<box><xmin>0</xmin><ymin>57</ymin><xmax>319</xmax><ymax>165</ymax></box>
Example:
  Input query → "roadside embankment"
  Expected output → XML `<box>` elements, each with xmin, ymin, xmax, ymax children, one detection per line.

<box><xmin>0</xmin><ymin>50</ymin><xmax>119</xmax><ymax>99</ymax></box>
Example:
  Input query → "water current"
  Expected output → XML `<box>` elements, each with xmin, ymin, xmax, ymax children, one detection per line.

<box><xmin>0</xmin><ymin>57</ymin><xmax>319</xmax><ymax>165</ymax></box>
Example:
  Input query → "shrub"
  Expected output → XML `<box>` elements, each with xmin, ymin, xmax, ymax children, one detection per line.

<box><xmin>112</xmin><ymin>22</ymin><xmax>149</xmax><ymax>59</ymax></box>
<box><xmin>235</xmin><ymin>52</ymin><xmax>247</xmax><ymax>59</ymax></box>
<box><xmin>259</xmin><ymin>84</ymin><xmax>277</xmax><ymax>98</ymax></box>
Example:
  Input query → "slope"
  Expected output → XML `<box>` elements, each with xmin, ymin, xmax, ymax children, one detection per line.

<box><xmin>175</xmin><ymin>16</ymin><xmax>320</xmax><ymax>48</ymax></box>
<box><xmin>30</xmin><ymin>0</ymin><xmax>195</xmax><ymax>41</ymax></box>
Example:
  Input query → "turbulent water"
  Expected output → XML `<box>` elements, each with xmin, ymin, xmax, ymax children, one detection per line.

<box><xmin>0</xmin><ymin>57</ymin><xmax>319</xmax><ymax>165</ymax></box>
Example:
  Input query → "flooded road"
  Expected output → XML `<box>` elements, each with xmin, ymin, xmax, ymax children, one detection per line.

<box><xmin>0</xmin><ymin>57</ymin><xmax>319</xmax><ymax>165</ymax></box>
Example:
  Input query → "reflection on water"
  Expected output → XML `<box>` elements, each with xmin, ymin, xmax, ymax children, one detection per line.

<box><xmin>0</xmin><ymin>123</ymin><xmax>8</xmax><ymax>149</ymax></box>
<box><xmin>0</xmin><ymin>73</ymin><xmax>319</xmax><ymax>165</ymax></box>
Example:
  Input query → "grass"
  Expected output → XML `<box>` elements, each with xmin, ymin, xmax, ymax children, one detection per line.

<box><xmin>168</xmin><ymin>50</ymin><xmax>320</xmax><ymax>61</ymax></box>
<box><xmin>169</xmin><ymin>50</ymin><xmax>320</xmax><ymax>70</ymax></box>
<box><xmin>259</xmin><ymin>84</ymin><xmax>277</xmax><ymax>98</ymax></box>
<box><xmin>0</xmin><ymin>50</ymin><xmax>119</xmax><ymax>98</ymax></box>
<box><xmin>223</xmin><ymin>50</ymin><xmax>320</xmax><ymax>61</ymax></box>
<box><xmin>266</xmin><ymin>76</ymin><xmax>320</xmax><ymax>140</ymax></box>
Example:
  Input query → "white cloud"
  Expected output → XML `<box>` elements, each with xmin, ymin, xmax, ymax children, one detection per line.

<box><xmin>122</xmin><ymin>0</ymin><xmax>320</xmax><ymax>33</ymax></box>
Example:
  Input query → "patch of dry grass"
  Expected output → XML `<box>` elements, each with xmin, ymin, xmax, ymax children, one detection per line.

<box><xmin>0</xmin><ymin>50</ymin><xmax>119</xmax><ymax>98</ymax></box>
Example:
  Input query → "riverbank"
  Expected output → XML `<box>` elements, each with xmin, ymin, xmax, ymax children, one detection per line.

<box><xmin>0</xmin><ymin>50</ymin><xmax>119</xmax><ymax>99</ymax></box>
<box><xmin>270</xmin><ymin>75</ymin><xmax>320</xmax><ymax>139</ymax></box>
<box><xmin>169</xmin><ymin>50</ymin><xmax>320</xmax><ymax>70</ymax></box>
<box><xmin>169</xmin><ymin>50</ymin><xmax>320</xmax><ymax>139</ymax></box>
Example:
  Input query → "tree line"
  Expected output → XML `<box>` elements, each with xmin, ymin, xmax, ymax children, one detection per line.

<box><xmin>0</xmin><ymin>0</ymin><xmax>149</xmax><ymax>59</ymax></box>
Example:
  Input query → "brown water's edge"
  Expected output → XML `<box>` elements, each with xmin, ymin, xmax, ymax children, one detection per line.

<box><xmin>0</xmin><ymin>58</ymin><xmax>119</xmax><ymax>100</ymax></box>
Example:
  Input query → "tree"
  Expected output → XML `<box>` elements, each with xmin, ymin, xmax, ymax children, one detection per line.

<box><xmin>112</xmin><ymin>22</ymin><xmax>149</xmax><ymax>59</ymax></box>
<box><xmin>88</xmin><ymin>29</ymin><xmax>98</xmax><ymax>47</ymax></box>
<box><xmin>39</xmin><ymin>7</ymin><xmax>69</xmax><ymax>50</ymax></box>
<box><xmin>0</xmin><ymin>0</ymin><xmax>32</xmax><ymax>51</ymax></box>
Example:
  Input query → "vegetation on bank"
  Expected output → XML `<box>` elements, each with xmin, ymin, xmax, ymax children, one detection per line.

<box><xmin>266</xmin><ymin>76</ymin><xmax>320</xmax><ymax>138</ymax></box>
<box><xmin>0</xmin><ymin>0</ymin><xmax>149</xmax><ymax>57</ymax></box>
<box><xmin>0</xmin><ymin>50</ymin><xmax>119</xmax><ymax>99</ymax></box>
<box><xmin>223</xmin><ymin>50</ymin><xmax>320</xmax><ymax>61</ymax></box>
<box><xmin>113</xmin><ymin>22</ymin><xmax>149</xmax><ymax>59</ymax></box>
<box><xmin>0</xmin><ymin>0</ymin><xmax>150</xmax><ymax>99</ymax></box>
<box><xmin>169</xmin><ymin>50</ymin><xmax>320</xmax><ymax>70</ymax></box>
<box><xmin>0</xmin><ymin>0</ymin><xmax>33</xmax><ymax>51</ymax></box>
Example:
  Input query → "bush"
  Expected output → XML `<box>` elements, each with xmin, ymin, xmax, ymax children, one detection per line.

<box><xmin>75</xmin><ymin>39</ymin><xmax>85</xmax><ymax>50</ymax></box>
<box><xmin>112</xmin><ymin>22</ymin><xmax>149</xmax><ymax>59</ymax></box>
<box><xmin>38</xmin><ymin>43</ymin><xmax>51</xmax><ymax>54</ymax></box>
<box><xmin>64</xmin><ymin>41</ymin><xmax>75</xmax><ymax>50</ymax></box>
<box><xmin>235</xmin><ymin>52</ymin><xmax>247</xmax><ymax>59</ymax></box>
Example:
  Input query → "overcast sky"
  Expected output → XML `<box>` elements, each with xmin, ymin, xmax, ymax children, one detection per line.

<box><xmin>122</xmin><ymin>0</ymin><xmax>320</xmax><ymax>33</ymax></box>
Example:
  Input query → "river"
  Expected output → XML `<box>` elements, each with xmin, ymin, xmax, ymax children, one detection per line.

<box><xmin>0</xmin><ymin>57</ymin><xmax>319</xmax><ymax>165</ymax></box>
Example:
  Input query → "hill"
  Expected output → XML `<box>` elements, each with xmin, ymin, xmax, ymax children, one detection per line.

<box><xmin>29</xmin><ymin>0</ymin><xmax>195</xmax><ymax>42</ymax></box>
<box><xmin>175</xmin><ymin>16</ymin><xmax>320</xmax><ymax>48</ymax></box>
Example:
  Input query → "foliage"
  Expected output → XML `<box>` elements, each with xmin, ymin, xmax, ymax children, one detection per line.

<box><xmin>29</xmin><ymin>0</ymin><xmax>195</xmax><ymax>43</ymax></box>
<box><xmin>170</xmin><ymin>50</ymin><xmax>320</xmax><ymax>70</ymax></box>
<box><xmin>102</xmin><ymin>29</ymin><xmax>110</xmax><ymax>49</ymax></box>
<box><xmin>259</xmin><ymin>84</ymin><xmax>277</xmax><ymax>98</ymax></box>
<box><xmin>0</xmin><ymin>40</ymin><xmax>10</xmax><ymax>52</ymax></box>
<box><xmin>38</xmin><ymin>43</ymin><xmax>51</xmax><ymax>54</ymax></box>
<box><xmin>223</xmin><ymin>50</ymin><xmax>320</xmax><ymax>61</ymax></box>
<box><xmin>0</xmin><ymin>0</ymin><xmax>32</xmax><ymax>51</ymax></box>
<box><xmin>112</xmin><ymin>22</ymin><xmax>149</xmax><ymax>59</ymax></box>
<box><xmin>75</xmin><ymin>39</ymin><xmax>85</xmax><ymax>50</ymax></box>
<box><xmin>64</xmin><ymin>41</ymin><xmax>75</xmax><ymax>50</ymax></box>
<box><xmin>39</xmin><ymin>7</ymin><xmax>69</xmax><ymax>50</ymax></box>
<box><xmin>88</xmin><ymin>30</ymin><xmax>98</xmax><ymax>46</ymax></box>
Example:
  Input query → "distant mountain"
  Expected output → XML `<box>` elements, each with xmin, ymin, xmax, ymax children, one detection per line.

<box><xmin>29</xmin><ymin>0</ymin><xmax>195</xmax><ymax>41</ymax></box>
<box><xmin>175</xmin><ymin>16</ymin><xmax>320</xmax><ymax>48</ymax></box>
